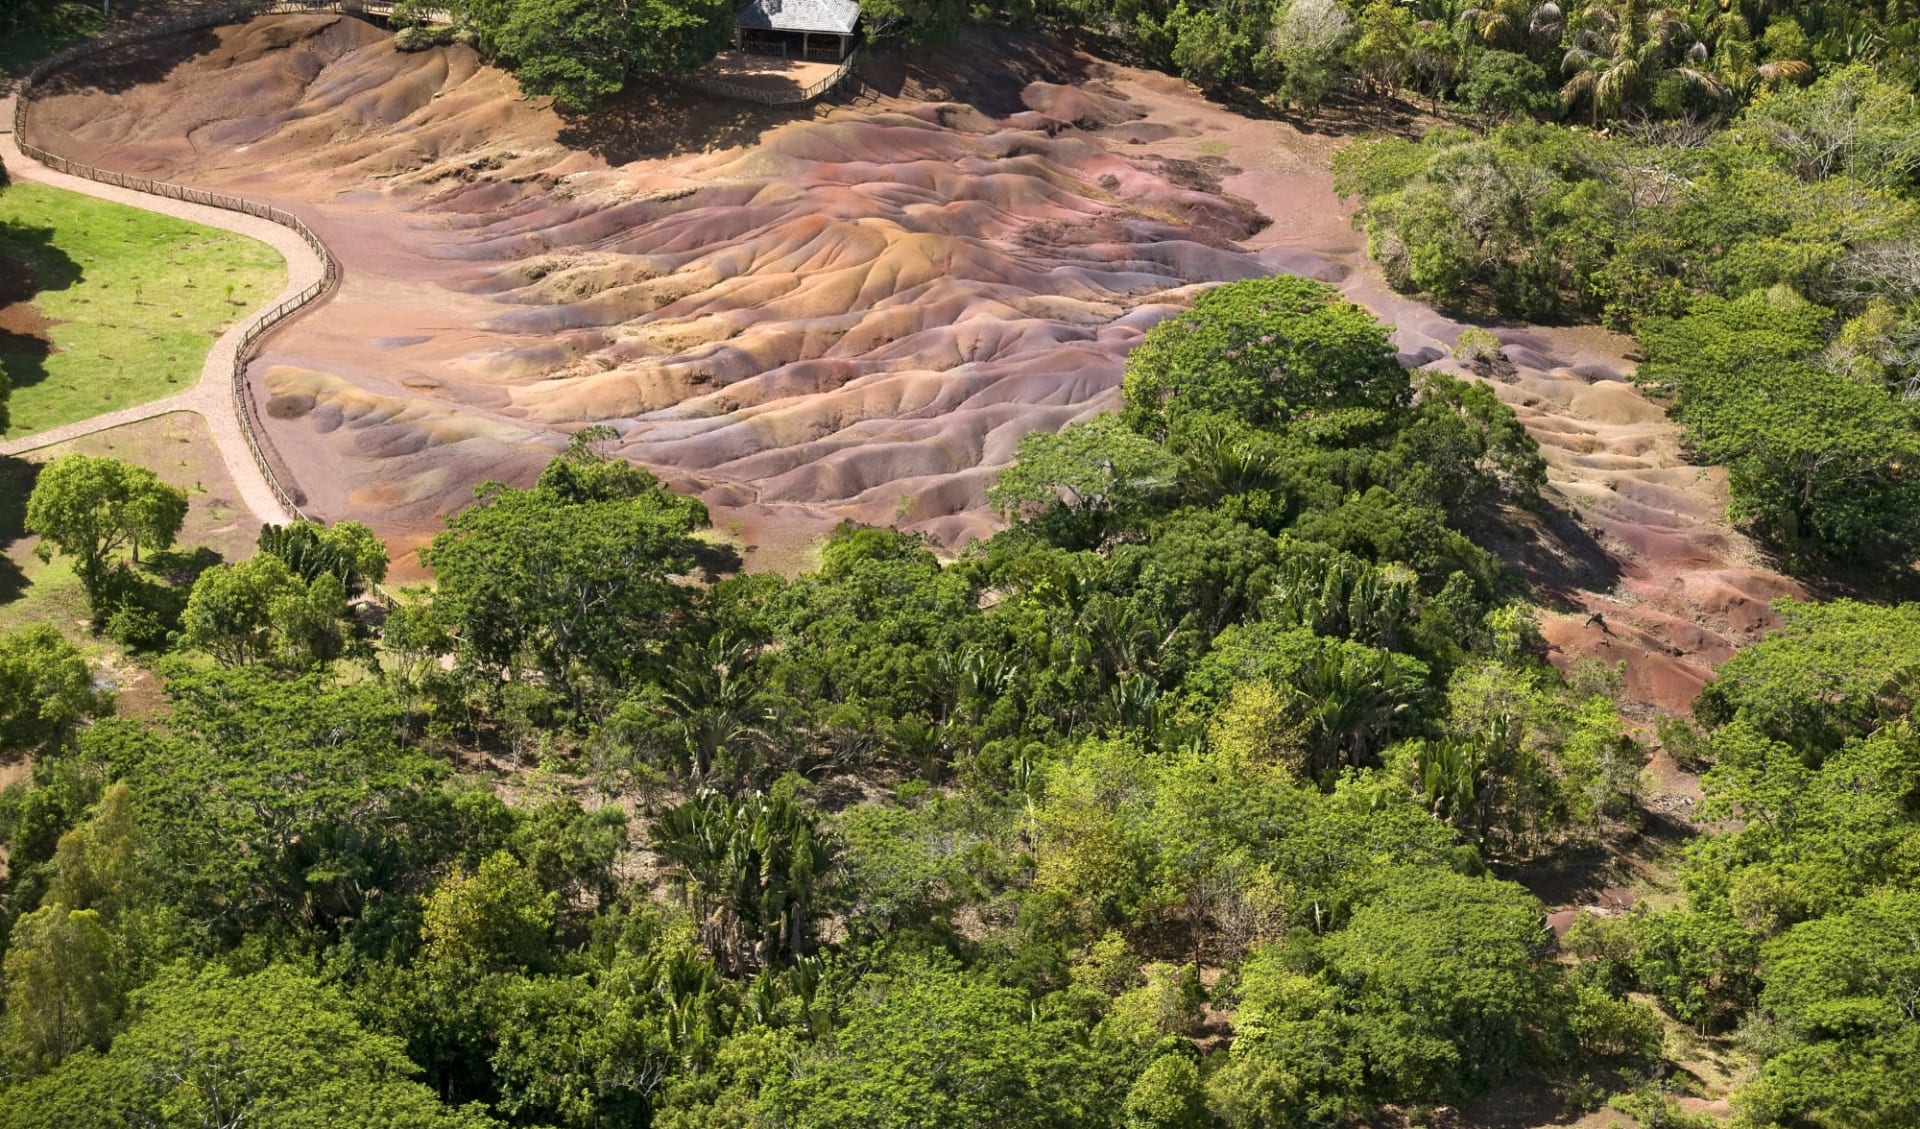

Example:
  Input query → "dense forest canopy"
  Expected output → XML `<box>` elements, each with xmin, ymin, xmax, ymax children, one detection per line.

<box><xmin>4</xmin><ymin>268</ymin><xmax>1913</xmax><ymax>1128</ymax></box>
<box><xmin>6</xmin><ymin>1</ymin><xmax>1920</xmax><ymax>1127</ymax></box>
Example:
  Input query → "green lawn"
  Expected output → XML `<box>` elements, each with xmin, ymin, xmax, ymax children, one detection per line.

<box><xmin>0</xmin><ymin>411</ymin><xmax>257</xmax><ymax>637</ymax></box>
<box><xmin>0</xmin><ymin>180</ymin><xmax>284</xmax><ymax>439</ymax></box>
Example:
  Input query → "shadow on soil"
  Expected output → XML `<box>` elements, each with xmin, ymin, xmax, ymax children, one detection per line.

<box><xmin>556</xmin><ymin>80</ymin><xmax>815</xmax><ymax>164</ymax></box>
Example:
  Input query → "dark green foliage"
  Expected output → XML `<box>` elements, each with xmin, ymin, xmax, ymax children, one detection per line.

<box><xmin>0</xmin><ymin>965</ymin><xmax>497</xmax><ymax>1129</ymax></box>
<box><xmin>94</xmin><ymin>666</ymin><xmax>464</xmax><ymax>939</ymax></box>
<box><xmin>445</xmin><ymin>0</ymin><xmax>732</xmax><ymax>110</ymax></box>
<box><xmin>257</xmin><ymin>519</ymin><xmax>389</xmax><ymax>598</ymax></box>
<box><xmin>652</xmin><ymin>785</ymin><xmax>831</xmax><ymax>974</ymax></box>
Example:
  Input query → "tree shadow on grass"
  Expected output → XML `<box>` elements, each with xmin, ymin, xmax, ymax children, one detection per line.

<box><xmin>0</xmin><ymin>454</ymin><xmax>40</xmax><ymax>606</ymax></box>
<box><xmin>0</xmin><ymin>225</ymin><xmax>84</xmax><ymax>404</ymax></box>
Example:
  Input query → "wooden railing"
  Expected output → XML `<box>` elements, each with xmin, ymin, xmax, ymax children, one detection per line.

<box><xmin>686</xmin><ymin>51</ymin><xmax>860</xmax><ymax>107</ymax></box>
<box><xmin>5</xmin><ymin>0</ymin><xmax>412</xmax><ymax>520</ymax></box>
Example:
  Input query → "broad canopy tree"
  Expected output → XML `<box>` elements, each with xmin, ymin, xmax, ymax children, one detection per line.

<box><xmin>23</xmin><ymin>454</ymin><xmax>186</xmax><ymax>616</ymax></box>
<box><xmin>421</xmin><ymin>436</ymin><xmax>708</xmax><ymax>706</ymax></box>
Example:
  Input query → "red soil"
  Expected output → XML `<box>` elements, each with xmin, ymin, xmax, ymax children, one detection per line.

<box><xmin>23</xmin><ymin>13</ymin><xmax>1799</xmax><ymax>710</ymax></box>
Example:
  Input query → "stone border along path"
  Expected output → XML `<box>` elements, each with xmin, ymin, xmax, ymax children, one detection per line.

<box><xmin>0</xmin><ymin>2</ymin><xmax>435</xmax><ymax>524</ymax></box>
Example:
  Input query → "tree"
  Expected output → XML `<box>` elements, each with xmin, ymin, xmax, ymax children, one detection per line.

<box><xmin>988</xmin><ymin>415</ymin><xmax>1179</xmax><ymax>547</ymax></box>
<box><xmin>651</xmin><ymin>786</ymin><xmax>832</xmax><ymax>974</ymax></box>
<box><xmin>0</xmin><ymin>905</ymin><xmax>119</xmax><ymax>1075</ymax></box>
<box><xmin>1739</xmin><ymin>64</ymin><xmax>1920</xmax><ymax>190</ymax></box>
<box><xmin>422</xmin><ymin>446</ymin><xmax>707</xmax><ymax>708</ymax></box>
<box><xmin>756</xmin><ymin>957</ymin><xmax>1126</xmax><ymax>1129</ymax></box>
<box><xmin>1349</xmin><ymin>1</ymin><xmax>1418</xmax><ymax>97</ymax></box>
<box><xmin>623</xmin><ymin>631</ymin><xmax>776</xmax><ymax>786</ymax></box>
<box><xmin>257</xmin><ymin>519</ymin><xmax>389</xmax><ymax>598</ymax></box>
<box><xmin>1560</xmin><ymin>0</ymin><xmax>1722</xmax><ymax>124</ymax></box>
<box><xmin>24</xmin><ymin>454</ymin><xmax>186</xmax><ymax>615</ymax></box>
<box><xmin>0</xmin><ymin>965</ymin><xmax>499</xmax><ymax>1129</ymax></box>
<box><xmin>1692</xmin><ymin>599</ymin><xmax>1920</xmax><ymax>758</ymax></box>
<box><xmin>1268</xmin><ymin>0</ymin><xmax>1353</xmax><ymax>112</ymax></box>
<box><xmin>181</xmin><ymin>553</ymin><xmax>348</xmax><ymax>669</ymax></box>
<box><xmin>98</xmin><ymin>667</ymin><xmax>464</xmax><ymax>938</ymax></box>
<box><xmin>471</xmin><ymin>0</ymin><xmax>732</xmax><ymax>110</ymax></box>
<box><xmin>1300</xmin><ymin>868</ymin><xmax>1553</xmax><ymax>1104</ymax></box>
<box><xmin>1126</xmin><ymin>1054</ymin><xmax>1210</xmax><ymax>1129</ymax></box>
<box><xmin>0</xmin><ymin>624</ymin><xmax>104</xmax><ymax>755</ymax></box>
<box><xmin>1120</xmin><ymin>277</ymin><xmax>1407</xmax><ymax>440</ymax></box>
<box><xmin>421</xmin><ymin>850</ymin><xmax>558</xmax><ymax>977</ymax></box>
<box><xmin>1739</xmin><ymin>891</ymin><xmax>1920</xmax><ymax>1129</ymax></box>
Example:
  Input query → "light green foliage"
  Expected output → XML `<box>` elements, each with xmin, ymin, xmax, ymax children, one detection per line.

<box><xmin>181</xmin><ymin>552</ymin><xmax>348</xmax><ymax>669</ymax></box>
<box><xmin>756</xmin><ymin>958</ymin><xmax>1127</xmax><ymax>1129</ymax></box>
<box><xmin>0</xmin><ymin>905</ymin><xmax>118</xmax><ymax>1075</ymax></box>
<box><xmin>1333</xmin><ymin>124</ymin><xmax>1615</xmax><ymax>321</ymax></box>
<box><xmin>1267</xmin><ymin>0</ymin><xmax>1351</xmax><ymax>111</ymax></box>
<box><xmin>24</xmin><ymin>454</ymin><xmax>187</xmax><ymax>613</ymax></box>
<box><xmin>0</xmin><ymin>623</ymin><xmax>102</xmax><ymax>754</ymax></box>
<box><xmin>1738</xmin><ymin>64</ymin><xmax>1920</xmax><ymax>190</ymax></box>
<box><xmin>1738</xmin><ymin>892</ymin><xmax>1920</xmax><ymax>1129</ymax></box>
<box><xmin>1692</xmin><ymin>599</ymin><xmax>1920</xmax><ymax>756</ymax></box>
<box><xmin>988</xmin><ymin>414</ymin><xmax>1179</xmax><ymax>546</ymax></box>
<box><xmin>1213</xmin><ymin>868</ymin><xmax>1555</xmax><ymax>1120</ymax></box>
<box><xmin>1126</xmin><ymin>1053</ymin><xmax>1210</xmax><ymax>1129</ymax></box>
<box><xmin>1120</xmin><ymin>277</ymin><xmax>1406</xmax><ymax>440</ymax></box>
<box><xmin>1417</xmin><ymin>661</ymin><xmax>1639</xmax><ymax>855</ymax></box>
<box><xmin>0</xmin><ymin>965</ymin><xmax>498</xmax><ymax>1129</ymax></box>
<box><xmin>421</xmin><ymin>850</ymin><xmax>558</xmax><ymax>976</ymax></box>
<box><xmin>1033</xmin><ymin>737</ymin><xmax>1464</xmax><ymax>957</ymax></box>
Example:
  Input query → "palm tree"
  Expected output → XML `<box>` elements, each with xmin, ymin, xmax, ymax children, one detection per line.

<box><xmin>1462</xmin><ymin>0</ymin><xmax>1567</xmax><ymax>55</ymax></box>
<box><xmin>651</xmin><ymin>789</ymin><xmax>832</xmax><ymax>975</ymax></box>
<box><xmin>654</xmin><ymin>633</ymin><xmax>774</xmax><ymax>787</ymax></box>
<box><xmin>1289</xmin><ymin>648</ymin><xmax>1417</xmax><ymax>777</ymax></box>
<box><xmin>1561</xmin><ymin>0</ymin><xmax>1723</xmax><ymax>123</ymax></box>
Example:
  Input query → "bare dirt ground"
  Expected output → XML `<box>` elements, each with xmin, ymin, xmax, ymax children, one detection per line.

<box><xmin>21</xmin><ymin>13</ymin><xmax>1798</xmax><ymax>715</ymax></box>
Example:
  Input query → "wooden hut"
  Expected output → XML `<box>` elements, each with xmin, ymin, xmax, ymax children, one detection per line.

<box><xmin>734</xmin><ymin>0</ymin><xmax>861</xmax><ymax>62</ymax></box>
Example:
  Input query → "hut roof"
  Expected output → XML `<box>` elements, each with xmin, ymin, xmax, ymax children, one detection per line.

<box><xmin>735</xmin><ymin>0</ymin><xmax>861</xmax><ymax>35</ymax></box>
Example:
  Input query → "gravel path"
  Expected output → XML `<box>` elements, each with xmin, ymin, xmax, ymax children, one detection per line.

<box><xmin>0</xmin><ymin>93</ymin><xmax>323</xmax><ymax>527</ymax></box>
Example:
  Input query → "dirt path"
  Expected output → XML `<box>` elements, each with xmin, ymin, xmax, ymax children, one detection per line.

<box><xmin>0</xmin><ymin>93</ymin><xmax>321</xmax><ymax>528</ymax></box>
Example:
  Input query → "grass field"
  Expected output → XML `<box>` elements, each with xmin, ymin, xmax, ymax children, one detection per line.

<box><xmin>0</xmin><ymin>180</ymin><xmax>284</xmax><ymax>438</ymax></box>
<box><xmin>0</xmin><ymin>410</ymin><xmax>258</xmax><ymax>638</ymax></box>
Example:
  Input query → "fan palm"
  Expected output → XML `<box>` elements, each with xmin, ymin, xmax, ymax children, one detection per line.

<box><xmin>1561</xmin><ymin>0</ymin><xmax>1723</xmax><ymax>123</ymax></box>
<box><xmin>655</xmin><ymin>632</ymin><xmax>774</xmax><ymax>787</ymax></box>
<box><xmin>1462</xmin><ymin>0</ymin><xmax>1566</xmax><ymax>54</ymax></box>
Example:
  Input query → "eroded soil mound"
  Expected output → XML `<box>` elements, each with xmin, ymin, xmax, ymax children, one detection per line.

<box><xmin>28</xmin><ymin>15</ymin><xmax>1278</xmax><ymax>554</ymax></box>
<box><xmin>25</xmin><ymin>13</ymin><xmax>1800</xmax><ymax>710</ymax></box>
